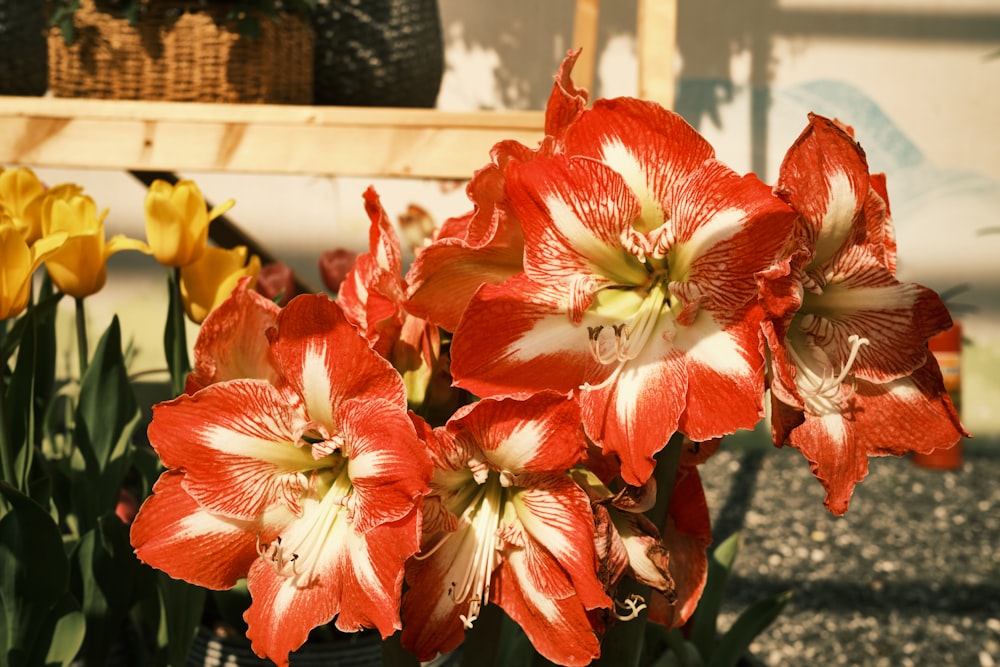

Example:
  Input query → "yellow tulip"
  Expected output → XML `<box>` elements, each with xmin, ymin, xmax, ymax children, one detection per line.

<box><xmin>144</xmin><ymin>179</ymin><xmax>235</xmax><ymax>267</ymax></box>
<box><xmin>179</xmin><ymin>245</ymin><xmax>261</xmax><ymax>324</ymax></box>
<box><xmin>0</xmin><ymin>216</ymin><xmax>67</xmax><ymax>320</ymax></box>
<box><xmin>0</xmin><ymin>167</ymin><xmax>49</xmax><ymax>244</ymax></box>
<box><xmin>41</xmin><ymin>190</ymin><xmax>148</xmax><ymax>298</ymax></box>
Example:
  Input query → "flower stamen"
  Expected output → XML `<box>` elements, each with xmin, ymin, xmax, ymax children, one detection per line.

<box><xmin>789</xmin><ymin>333</ymin><xmax>870</xmax><ymax>414</ymax></box>
<box><xmin>613</xmin><ymin>594</ymin><xmax>647</xmax><ymax>621</ymax></box>
<box><xmin>446</xmin><ymin>475</ymin><xmax>504</xmax><ymax>629</ymax></box>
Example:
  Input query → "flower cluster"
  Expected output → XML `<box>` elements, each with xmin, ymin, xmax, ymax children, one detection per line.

<box><xmin>123</xmin><ymin>53</ymin><xmax>967</xmax><ymax>666</ymax></box>
<box><xmin>2</xmin><ymin>52</ymin><xmax>966</xmax><ymax>667</ymax></box>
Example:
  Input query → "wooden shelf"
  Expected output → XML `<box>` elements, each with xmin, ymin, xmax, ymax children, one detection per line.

<box><xmin>0</xmin><ymin>1</ymin><xmax>676</xmax><ymax>181</ymax></box>
<box><xmin>0</xmin><ymin>96</ymin><xmax>547</xmax><ymax>180</ymax></box>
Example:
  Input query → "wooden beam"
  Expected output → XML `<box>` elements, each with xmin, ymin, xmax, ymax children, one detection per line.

<box><xmin>637</xmin><ymin>0</ymin><xmax>677</xmax><ymax>108</ymax></box>
<box><xmin>0</xmin><ymin>97</ymin><xmax>545</xmax><ymax>179</ymax></box>
<box><xmin>571</xmin><ymin>0</ymin><xmax>601</xmax><ymax>94</ymax></box>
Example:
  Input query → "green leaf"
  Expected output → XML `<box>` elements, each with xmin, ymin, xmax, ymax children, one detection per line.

<box><xmin>689</xmin><ymin>532</ymin><xmax>741</xmax><ymax>660</ymax></box>
<box><xmin>74</xmin><ymin>316</ymin><xmax>141</xmax><ymax>529</ymax></box>
<box><xmin>40</xmin><ymin>596</ymin><xmax>86</xmax><ymax>667</ymax></box>
<box><xmin>71</xmin><ymin>514</ymin><xmax>138</xmax><ymax>665</ymax></box>
<box><xmin>0</xmin><ymin>483</ymin><xmax>73</xmax><ymax>665</ymax></box>
<box><xmin>156</xmin><ymin>571</ymin><xmax>206</xmax><ymax>667</ymax></box>
<box><xmin>649</xmin><ymin>629</ymin><xmax>705</xmax><ymax>667</ymax></box>
<box><xmin>707</xmin><ymin>591</ymin><xmax>792</xmax><ymax>667</ymax></box>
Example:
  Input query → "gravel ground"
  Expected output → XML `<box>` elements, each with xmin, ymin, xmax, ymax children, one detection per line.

<box><xmin>698</xmin><ymin>445</ymin><xmax>1000</xmax><ymax>667</ymax></box>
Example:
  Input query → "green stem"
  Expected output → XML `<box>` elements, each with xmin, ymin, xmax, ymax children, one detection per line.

<box><xmin>167</xmin><ymin>267</ymin><xmax>191</xmax><ymax>396</ymax></box>
<box><xmin>0</xmin><ymin>365</ymin><xmax>14</xmax><ymax>487</ymax></box>
<box><xmin>75</xmin><ymin>296</ymin><xmax>88</xmax><ymax>380</ymax></box>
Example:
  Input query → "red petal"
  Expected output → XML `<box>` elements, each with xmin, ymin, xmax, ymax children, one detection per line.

<box><xmin>512</xmin><ymin>478</ymin><xmax>610</xmax><ymax>611</ymax></box>
<box><xmin>580</xmin><ymin>335</ymin><xmax>686</xmax><ymax>486</ymax></box>
<box><xmin>775</xmin><ymin>113</ymin><xmax>870</xmax><ymax>265</ymax></box>
<box><xmin>494</xmin><ymin>546</ymin><xmax>603</xmax><ymax>667</ymax></box>
<box><xmin>130</xmin><ymin>471</ymin><xmax>291</xmax><ymax>590</ymax></box>
<box><xmin>148</xmin><ymin>381</ymin><xmax>316</xmax><ymax>520</ymax></box>
<box><xmin>187</xmin><ymin>275</ymin><xmax>281</xmax><ymax>392</ymax></box>
<box><xmin>339</xmin><ymin>397</ymin><xmax>431</xmax><ymax>533</ymax></box>
<box><xmin>544</xmin><ymin>49</ymin><xmax>589</xmax><ymax>138</ymax></box>
<box><xmin>245</xmin><ymin>507</ymin><xmax>419</xmax><ymax>665</ymax></box>
<box><xmin>648</xmin><ymin>467</ymin><xmax>711</xmax><ymax>628</ymax></box>
<box><xmin>268</xmin><ymin>294</ymin><xmax>407</xmax><ymax>423</ymax></box>
<box><xmin>446</xmin><ymin>393</ymin><xmax>586</xmax><ymax>475</ymax></box>
<box><xmin>451</xmin><ymin>275</ymin><xmax>606</xmax><ymax>398</ymax></box>
<box><xmin>788</xmin><ymin>356</ymin><xmax>968</xmax><ymax>515</ymax></box>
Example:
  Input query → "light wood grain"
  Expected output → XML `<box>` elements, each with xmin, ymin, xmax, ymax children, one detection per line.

<box><xmin>0</xmin><ymin>97</ymin><xmax>546</xmax><ymax>179</ymax></box>
<box><xmin>637</xmin><ymin>0</ymin><xmax>677</xmax><ymax>108</ymax></box>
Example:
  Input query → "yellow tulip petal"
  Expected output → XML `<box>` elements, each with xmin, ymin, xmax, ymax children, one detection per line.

<box><xmin>106</xmin><ymin>233</ymin><xmax>151</xmax><ymax>257</ymax></box>
<box><xmin>208</xmin><ymin>198</ymin><xmax>236</xmax><ymax>221</ymax></box>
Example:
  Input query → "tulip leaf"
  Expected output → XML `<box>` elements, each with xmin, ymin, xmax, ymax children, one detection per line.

<box><xmin>707</xmin><ymin>591</ymin><xmax>792</xmax><ymax>667</ymax></box>
<box><xmin>0</xmin><ymin>482</ymin><xmax>74</xmax><ymax>666</ymax></box>
<box><xmin>40</xmin><ymin>596</ymin><xmax>87</xmax><ymax>667</ymax></box>
<box><xmin>4</xmin><ymin>297</ymin><xmax>58</xmax><ymax>494</ymax></box>
<box><xmin>71</xmin><ymin>513</ymin><xmax>138</xmax><ymax>665</ymax></box>
<box><xmin>155</xmin><ymin>570</ymin><xmax>206</xmax><ymax>667</ymax></box>
<box><xmin>74</xmin><ymin>316</ymin><xmax>141</xmax><ymax>528</ymax></box>
<box><xmin>689</xmin><ymin>532</ymin><xmax>741</xmax><ymax>659</ymax></box>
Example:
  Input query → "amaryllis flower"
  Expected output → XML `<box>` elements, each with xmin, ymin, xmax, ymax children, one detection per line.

<box><xmin>130</xmin><ymin>294</ymin><xmax>431</xmax><ymax>666</ymax></box>
<box><xmin>401</xmin><ymin>393</ymin><xmax>611</xmax><ymax>666</ymax></box>
<box><xmin>761</xmin><ymin>113</ymin><xmax>967</xmax><ymax>514</ymax></box>
<box><xmin>339</xmin><ymin>187</ymin><xmax>444</xmax><ymax>412</ymax></box>
<box><xmin>405</xmin><ymin>50</ymin><xmax>590</xmax><ymax>332</ymax></box>
<box><xmin>450</xmin><ymin>98</ymin><xmax>796</xmax><ymax>486</ymax></box>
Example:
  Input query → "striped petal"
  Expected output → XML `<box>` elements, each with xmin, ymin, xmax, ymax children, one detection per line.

<box><xmin>187</xmin><ymin>275</ymin><xmax>281</xmax><ymax>392</ymax></box>
<box><xmin>268</xmin><ymin>294</ymin><xmax>408</xmax><ymax>424</ymax></box>
<box><xmin>451</xmin><ymin>275</ymin><xmax>608</xmax><ymax>398</ymax></box>
<box><xmin>147</xmin><ymin>380</ymin><xmax>319</xmax><ymax>520</ymax></box>
<box><xmin>511</xmin><ymin>478</ymin><xmax>610</xmax><ymax>611</ymax></box>
<box><xmin>674</xmin><ymin>307</ymin><xmax>767</xmax><ymax>442</ymax></box>
<box><xmin>130</xmin><ymin>471</ymin><xmax>294</xmax><ymax>590</ymax></box>
<box><xmin>508</xmin><ymin>155</ymin><xmax>648</xmax><ymax>289</ymax></box>
<box><xmin>789</xmin><ymin>356</ymin><xmax>968</xmax><ymax>515</ymax></box>
<box><xmin>340</xmin><ymin>397</ymin><xmax>431</xmax><ymax>533</ymax></box>
<box><xmin>495</xmin><ymin>545</ymin><xmax>603</xmax><ymax>666</ymax></box>
<box><xmin>580</xmin><ymin>328</ymin><xmax>686</xmax><ymax>486</ymax></box>
<box><xmin>245</xmin><ymin>502</ymin><xmax>421</xmax><ymax>664</ymax></box>
<box><xmin>775</xmin><ymin>113</ymin><xmax>870</xmax><ymax>267</ymax></box>
<box><xmin>448</xmin><ymin>393</ymin><xmax>587</xmax><ymax>476</ymax></box>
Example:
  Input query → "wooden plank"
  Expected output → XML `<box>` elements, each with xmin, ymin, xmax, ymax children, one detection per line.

<box><xmin>637</xmin><ymin>0</ymin><xmax>677</xmax><ymax>108</ymax></box>
<box><xmin>571</xmin><ymin>0</ymin><xmax>601</xmax><ymax>93</ymax></box>
<box><xmin>0</xmin><ymin>97</ymin><xmax>546</xmax><ymax>179</ymax></box>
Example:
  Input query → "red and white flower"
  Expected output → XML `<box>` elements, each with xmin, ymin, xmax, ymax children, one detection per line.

<box><xmin>131</xmin><ymin>294</ymin><xmax>431</xmax><ymax>665</ymax></box>
<box><xmin>449</xmin><ymin>98</ymin><xmax>796</xmax><ymax>486</ymax></box>
<box><xmin>401</xmin><ymin>393</ymin><xmax>611</xmax><ymax>666</ymax></box>
<box><xmin>762</xmin><ymin>114</ymin><xmax>967</xmax><ymax>514</ymax></box>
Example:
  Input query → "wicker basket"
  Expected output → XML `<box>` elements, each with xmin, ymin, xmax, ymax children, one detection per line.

<box><xmin>47</xmin><ymin>0</ymin><xmax>314</xmax><ymax>103</ymax></box>
<box><xmin>313</xmin><ymin>0</ymin><xmax>443</xmax><ymax>107</ymax></box>
<box><xmin>0</xmin><ymin>0</ymin><xmax>48</xmax><ymax>95</ymax></box>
